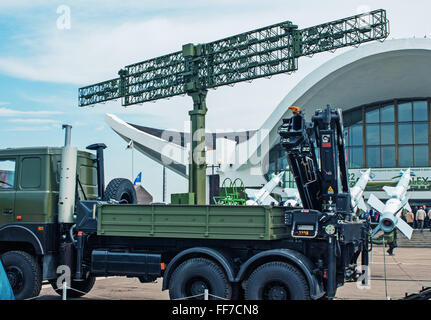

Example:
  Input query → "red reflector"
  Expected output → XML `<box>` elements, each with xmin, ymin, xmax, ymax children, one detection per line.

<box><xmin>323</xmin><ymin>270</ymin><xmax>328</xmax><ymax>279</ymax></box>
<box><xmin>383</xmin><ymin>220</ymin><xmax>392</xmax><ymax>226</ymax></box>
<box><xmin>322</xmin><ymin>143</ymin><xmax>331</xmax><ymax>148</ymax></box>
<box><xmin>77</xmin><ymin>231</ymin><xmax>83</xmax><ymax>236</ymax></box>
<box><xmin>38</xmin><ymin>226</ymin><xmax>44</xmax><ymax>231</ymax></box>
<box><xmin>16</xmin><ymin>216</ymin><xmax>22</xmax><ymax>220</ymax></box>
<box><xmin>161</xmin><ymin>263</ymin><xmax>166</xmax><ymax>271</ymax></box>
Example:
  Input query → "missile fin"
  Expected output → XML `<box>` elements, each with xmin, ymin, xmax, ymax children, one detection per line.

<box><xmin>357</xmin><ymin>197</ymin><xmax>368</xmax><ymax>212</ymax></box>
<box><xmin>367</xmin><ymin>194</ymin><xmax>385</xmax><ymax>213</ymax></box>
<box><xmin>395</xmin><ymin>218</ymin><xmax>413</xmax><ymax>240</ymax></box>
<box><xmin>372</xmin><ymin>224</ymin><xmax>382</xmax><ymax>238</ymax></box>
<box><xmin>383</xmin><ymin>186</ymin><xmax>397</xmax><ymax>197</ymax></box>
<box><xmin>403</xmin><ymin>201</ymin><xmax>412</xmax><ymax>213</ymax></box>
<box><xmin>245</xmin><ymin>188</ymin><xmax>259</xmax><ymax>199</ymax></box>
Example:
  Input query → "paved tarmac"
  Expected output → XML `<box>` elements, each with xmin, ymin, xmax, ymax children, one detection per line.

<box><xmin>37</xmin><ymin>247</ymin><xmax>431</xmax><ymax>300</ymax></box>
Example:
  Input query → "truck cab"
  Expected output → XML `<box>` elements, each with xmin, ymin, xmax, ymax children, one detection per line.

<box><xmin>0</xmin><ymin>147</ymin><xmax>98</xmax><ymax>299</ymax></box>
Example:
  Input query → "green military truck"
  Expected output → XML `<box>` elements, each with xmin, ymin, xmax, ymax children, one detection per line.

<box><xmin>0</xmin><ymin>118</ymin><xmax>370</xmax><ymax>300</ymax></box>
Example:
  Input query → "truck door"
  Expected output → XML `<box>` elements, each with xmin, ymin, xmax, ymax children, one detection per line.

<box><xmin>0</xmin><ymin>158</ymin><xmax>17</xmax><ymax>225</ymax></box>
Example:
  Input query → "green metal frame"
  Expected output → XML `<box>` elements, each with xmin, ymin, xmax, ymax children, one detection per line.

<box><xmin>78</xmin><ymin>9</ymin><xmax>389</xmax><ymax>205</ymax></box>
<box><xmin>213</xmin><ymin>178</ymin><xmax>247</xmax><ymax>205</ymax></box>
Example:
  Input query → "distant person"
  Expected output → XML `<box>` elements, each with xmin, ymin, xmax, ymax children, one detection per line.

<box><xmin>386</xmin><ymin>230</ymin><xmax>398</xmax><ymax>256</ymax></box>
<box><xmin>413</xmin><ymin>206</ymin><xmax>419</xmax><ymax>229</ymax></box>
<box><xmin>425</xmin><ymin>205</ymin><xmax>430</xmax><ymax>229</ymax></box>
<box><xmin>370</xmin><ymin>209</ymin><xmax>380</xmax><ymax>223</ymax></box>
<box><xmin>405</xmin><ymin>210</ymin><xmax>414</xmax><ymax>228</ymax></box>
<box><xmin>416</xmin><ymin>206</ymin><xmax>426</xmax><ymax>233</ymax></box>
<box><xmin>428</xmin><ymin>208</ymin><xmax>431</xmax><ymax>231</ymax></box>
<box><xmin>360</xmin><ymin>211</ymin><xmax>370</xmax><ymax>221</ymax></box>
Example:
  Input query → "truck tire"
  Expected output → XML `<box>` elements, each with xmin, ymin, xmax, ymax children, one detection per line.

<box><xmin>49</xmin><ymin>276</ymin><xmax>96</xmax><ymax>298</ymax></box>
<box><xmin>103</xmin><ymin>178</ymin><xmax>137</xmax><ymax>204</ymax></box>
<box><xmin>244</xmin><ymin>262</ymin><xmax>310</xmax><ymax>300</ymax></box>
<box><xmin>169</xmin><ymin>258</ymin><xmax>232</xmax><ymax>300</ymax></box>
<box><xmin>1</xmin><ymin>250</ymin><xmax>42</xmax><ymax>300</ymax></box>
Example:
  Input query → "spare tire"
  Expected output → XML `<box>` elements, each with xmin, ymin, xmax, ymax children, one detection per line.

<box><xmin>103</xmin><ymin>178</ymin><xmax>137</xmax><ymax>204</ymax></box>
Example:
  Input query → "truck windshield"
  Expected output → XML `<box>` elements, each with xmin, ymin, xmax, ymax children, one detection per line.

<box><xmin>0</xmin><ymin>160</ymin><xmax>15</xmax><ymax>189</ymax></box>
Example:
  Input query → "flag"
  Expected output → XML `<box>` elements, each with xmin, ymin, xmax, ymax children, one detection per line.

<box><xmin>133</xmin><ymin>172</ymin><xmax>142</xmax><ymax>185</ymax></box>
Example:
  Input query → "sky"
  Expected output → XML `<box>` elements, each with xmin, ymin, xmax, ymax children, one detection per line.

<box><xmin>0</xmin><ymin>0</ymin><xmax>430</xmax><ymax>201</ymax></box>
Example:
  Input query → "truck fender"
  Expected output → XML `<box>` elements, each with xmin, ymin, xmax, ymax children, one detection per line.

<box><xmin>162</xmin><ymin>247</ymin><xmax>235</xmax><ymax>291</ymax></box>
<box><xmin>0</xmin><ymin>224</ymin><xmax>44</xmax><ymax>255</ymax></box>
<box><xmin>235</xmin><ymin>248</ymin><xmax>324</xmax><ymax>300</ymax></box>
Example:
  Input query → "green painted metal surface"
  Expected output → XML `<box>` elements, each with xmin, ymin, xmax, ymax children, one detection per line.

<box><xmin>170</xmin><ymin>192</ymin><xmax>195</xmax><ymax>205</ymax></box>
<box><xmin>97</xmin><ymin>204</ymin><xmax>288</xmax><ymax>240</ymax></box>
<box><xmin>213</xmin><ymin>178</ymin><xmax>247</xmax><ymax>205</ymax></box>
<box><xmin>0</xmin><ymin>147</ymin><xmax>97</xmax><ymax>225</ymax></box>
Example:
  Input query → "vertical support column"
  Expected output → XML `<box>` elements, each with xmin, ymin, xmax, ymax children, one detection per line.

<box><xmin>162</xmin><ymin>166</ymin><xmax>166</xmax><ymax>203</ymax></box>
<box><xmin>188</xmin><ymin>90</ymin><xmax>208</xmax><ymax>205</ymax></box>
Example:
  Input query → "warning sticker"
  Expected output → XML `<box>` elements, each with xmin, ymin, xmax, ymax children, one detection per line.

<box><xmin>328</xmin><ymin>186</ymin><xmax>334</xmax><ymax>194</ymax></box>
<box><xmin>322</xmin><ymin>134</ymin><xmax>331</xmax><ymax>148</ymax></box>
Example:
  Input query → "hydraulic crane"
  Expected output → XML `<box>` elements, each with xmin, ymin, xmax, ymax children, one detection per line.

<box><xmin>79</xmin><ymin>9</ymin><xmax>389</xmax><ymax>205</ymax></box>
<box><xmin>278</xmin><ymin>106</ymin><xmax>350</xmax><ymax>216</ymax></box>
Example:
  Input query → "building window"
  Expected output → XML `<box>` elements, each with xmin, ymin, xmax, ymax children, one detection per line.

<box><xmin>398</xmin><ymin>123</ymin><xmax>413</xmax><ymax>144</ymax></box>
<box><xmin>381</xmin><ymin>146</ymin><xmax>396</xmax><ymax>168</ymax></box>
<box><xmin>399</xmin><ymin>145</ymin><xmax>413</xmax><ymax>167</ymax></box>
<box><xmin>366</xmin><ymin>146</ymin><xmax>380</xmax><ymax>167</ymax></box>
<box><xmin>343</xmin><ymin>98</ymin><xmax>430</xmax><ymax>168</ymax></box>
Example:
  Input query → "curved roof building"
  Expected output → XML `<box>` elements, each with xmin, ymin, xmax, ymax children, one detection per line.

<box><xmin>106</xmin><ymin>38</ymin><xmax>431</xmax><ymax>204</ymax></box>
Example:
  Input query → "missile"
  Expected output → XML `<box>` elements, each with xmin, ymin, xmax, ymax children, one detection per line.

<box><xmin>280</xmin><ymin>188</ymin><xmax>302</xmax><ymax>207</ymax></box>
<box><xmin>245</xmin><ymin>171</ymin><xmax>285</xmax><ymax>206</ymax></box>
<box><xmin>350</xmin><ymin>168</ymin><xmax>371</xmax><ymax>213</ymax></box>
<box><xmin>367</xmin><ymin>168</ymin><xmax>413</xmax><ymax>239</ymax></box>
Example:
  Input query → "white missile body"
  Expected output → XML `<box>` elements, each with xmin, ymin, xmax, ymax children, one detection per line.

<box><xmin>245</xmin><ymin>171</ymin><xmax>285</xmax><ymax>206</ymax></box>
<box><xmin>367</xmin><ymin>168</ymin><xmax>414</xmax><ymax>240</ymax></box>
<box><xmin>280</xmin><ymin>188</ymin><xmax>301</xmax><ymax>207</ymax></box>
<box><xmin>350</xmin><ymin>168</ymin><xmax>371</xmax><ymax>213</ymax></box>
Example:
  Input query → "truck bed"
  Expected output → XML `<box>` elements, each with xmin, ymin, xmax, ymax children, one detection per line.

<box><xmin>96</xmin><ymin>204</ymin><xmax>288</xmax><ymax>240</ymax></box>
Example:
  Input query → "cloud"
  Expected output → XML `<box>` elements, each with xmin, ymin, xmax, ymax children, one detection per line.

<box><xmin>0</xmin><ymin>107</ymin><xmax>63</xmax><ymax>116</ymax></box>
<box><xmin>6</xmin><ymin>126</ymin><xmax>54</xmax><ymax>132</ymax></box>
<box><xmin>7</xmin><ymin>118</ymin><xmax>60</xmax><ymax>124</ymax></box>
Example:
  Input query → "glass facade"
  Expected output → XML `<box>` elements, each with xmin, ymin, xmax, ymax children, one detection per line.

<box><xmin>344</xmin><ymin>99</ymin><xmax>430</xmax><ymax>168</ymax></box>
<box><xmin>267</xmin><ymin>98</ymin><xmax>431</xmax><ymax>184</ymax></box>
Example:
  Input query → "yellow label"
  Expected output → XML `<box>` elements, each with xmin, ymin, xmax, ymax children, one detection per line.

<box><xmin>328</xmin><ymin>186</ymin><xmax>334</xmax><ymax>192</ymax></box>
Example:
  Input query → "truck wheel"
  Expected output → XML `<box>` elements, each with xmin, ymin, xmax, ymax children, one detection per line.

<box><xmin>169</xmin><ymin>258</ymin><xmax>232</xmax><ymax>300</ymax></box>
<box><xmin>103</xmin><ymin>178</ymin><xmax>137</xmax><ymax>204</ymax></box>
<box><xmin>244</xmin><ymin>262</ymin><xmax>310</xmax><ymax>300</ymax></box>
<box><xmin>1</xmin><ymin>251</ymin><xmax>42</xmax><ymax>300</ymax></box>
<box><xmin>49</xmin><ymin>276</ymin><xmax>96</xmax><ymax>298</ymax></box>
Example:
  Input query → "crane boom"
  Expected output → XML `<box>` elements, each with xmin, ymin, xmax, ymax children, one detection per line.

<box><xmin>78</xmin><ymin>9</ymin><xmax>389</xmax><ymax>205</ymax></box>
